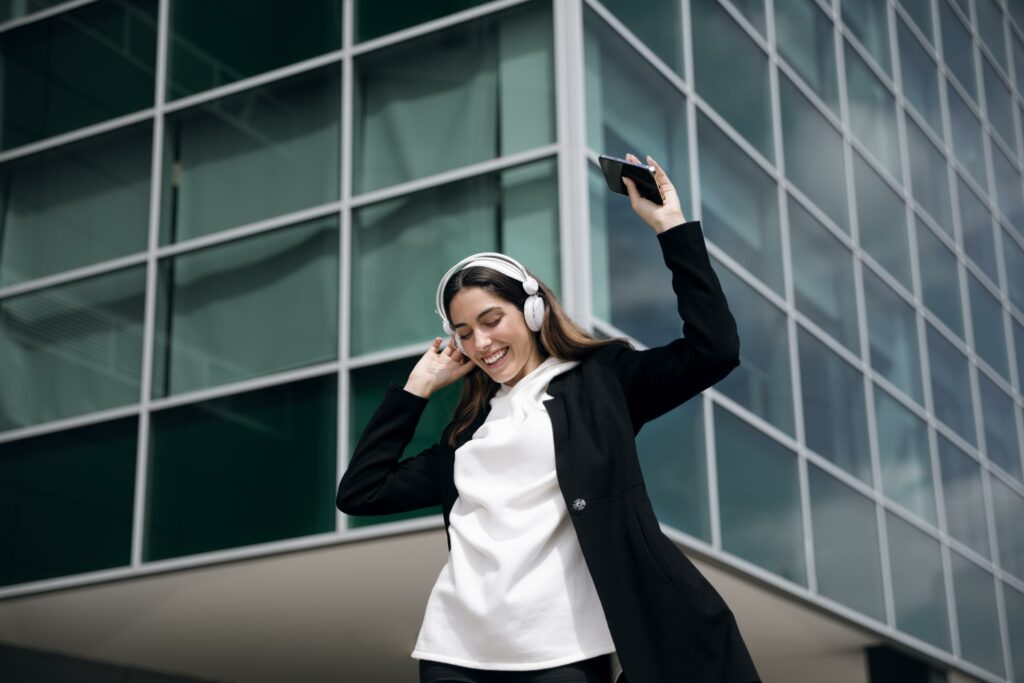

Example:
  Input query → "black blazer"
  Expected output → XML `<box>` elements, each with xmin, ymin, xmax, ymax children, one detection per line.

<box><xmin>337</xmin><ymin>221</ymin><xmax>761</xmax><ymax>683</ymax></box>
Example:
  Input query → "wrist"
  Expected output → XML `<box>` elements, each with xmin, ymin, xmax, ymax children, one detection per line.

<box><xmin>403</xmin><ymin>381</ymin><xmax>432</xmax><ymax>399</ymax></box>
<box><xmin>653</xmin><ymin>213</ymin><xmax>686</xmax><ymax>234</ymax></box>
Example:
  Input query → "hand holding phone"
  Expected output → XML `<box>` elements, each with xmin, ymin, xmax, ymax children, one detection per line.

<box><xmin>599</xmin><ymin>154</ymin><xmax>663</xmax><ymax>204</ymax></box>
<box><xmin>601</xmin><ymin>152</ymin><xmax>687</xmax><ymax>233</ymax></box>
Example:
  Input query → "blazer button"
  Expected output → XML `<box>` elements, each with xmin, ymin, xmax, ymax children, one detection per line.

<box><xmin>572</xmin><ymin>498</ymin><xmax>586</xmax><ymax>512</ymax></box>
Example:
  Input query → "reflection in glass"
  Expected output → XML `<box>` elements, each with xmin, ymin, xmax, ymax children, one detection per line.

<box><xmin>698</xmin><ymin>113</ymin><xmax>783</xmax><ymax>293</ymax></box>
<box><xmin>940</xmin><ymin>0</ymin><xmax>976</xmax><ymax>98</ymax></box>
<box><xmin>352</xmin><ymin>159</ymin><xmax>559</xmax><ymax>357</ymax></box>
<box><xmin>917</xmin><ymin>223</ymin><xmax>963</xmax><ymax>337</ymax></box>
<box><xmin>0</xmin><ymin>417</ymin><xmax>137</xmax><ymax>587</ymax></box>
<box><xmin>799</xmin><ymin>328</ymin><xmax>871</xmax><ymax>482</ymax></box>
<box><xmin>0</xmin><ymin>124</ymin><xmax>151</xmax><ymax>288</ymax></box>
<box><xmin>976</xmin><ymin>0</ymin><xmax>1008</xmax><ymax>72</ymax></box>
<box><xmin>0</xmin><ymin>267</ymin><xmax>146</xmax><ymax>432</ymax></box>
<box><xmin>977</xmin><ymin>373</ymin><xmax>1022</xmax><ymax>480</ymax></box>
<box><xmin>788</xmin><ymin>198</ymin><xmax>858</xmax><ymax>352</ymax></box>
<box><xmin>692</xmin><ymin>0</ymin><xmax>773</xmax><ymax>161</ymax></box>
<box><xmin>0</xmin><ymin>0</ymin><xmax>65</xmax><ymax>22</ymax></box>
<box><xmin>926</xmin><ymin>324</ymin><xmax>976</xmax><ymax>444</ymax></box>
<box><xmin>597</xmin><ymin>0</ymin><xmax>683</xmax><ymax>75</ymax></box>
<box><xmin>886</xmin><ymin>512</ymin><xmax>951</xmax><ymax>650</ymax></box>
<box><xmin>716</xmin><ymin>406</ymin><xmax>805</xmax><ymax>585</ymax></box>
<box><xmin>780</xmin><ymin>76</ymin><xmax>847</xmax><ymax>232</ymax></box>
<box><xmin>874</xmin><ymin>387</ymin><xmax>936</xmax><ymax>524</ymax></box>
<box><xmin>0</xmin><ymin>0</ymin><xmax>158</xmax><ymax>150</ymax></box>
<box><xmin>854</xmin><ymin>152</ymin><xmax>912</xmax><ymax>289</ymax></box>
<box><xmin>775</xmin><ymin>0</ymin><xmax>838</xmax><ymax>111</ymax></box>
<box><xmin>947</xmin><ymin>86</ymin><xmax>987</xmax><ymax>186</ymax></box>
<box><xmin>808</xmin><ymin>465</ymin><xmax>885</xmax><ymax>620</ymax></box>
<box><xmin>354</xmin><ymin>3</ymin><xmax>553</xmax><ymax>193</ymax></box>
<box><xmin>863</xmin><ymin>268</ymin><xmax>922</xmax><ymax>403</ymax></box>
<box><xmin>907</xmin><ymin>120</ymin><xmax>952</xmax><ymax>233</ymax></box>
<box><xmin>842</xmin><ymin>0</ymin><xmax>890</xmax><ymax>73</ymax></box>
<box><xmin>990</xmin><ymin>477</ymin><xmax>1024</xmax><ymax>580</ymax></box>
<box><xmin>355</xmin><ymin>0</ymin><xmax>487</xmax><ymax>42</ymax></box>
<box><xmin>898</xmin><ymin>19</ymin><xmax>941</xmax><ymax>135</ymax></box>
<box><xmin>845</xmin><ymin>42</ymin><xmax>900</xmax><ymax>178</ymax></box>
<box><xmin>984</xmin><ymin>59</ymin><xmax>1015</xmax><ymax>150</ymax></box>
<box><xmin>145</xmin><ymin>375</ymin><xmax>337</xmax><ymax>560</ymax></box>
<box><xmin>938</xmin><ymin>435</ymin><xmax>990</xmax><ymax>558</ymax></box>
<box><xmin>968</xmin><ymin>275</ymin><xmax>1009</xmax><ymax>377</ymax></box>
<box><xmin>958</xmin><ymin>177</ymin><xmax>998</xmax><ymax>282</ymax></box>
<box><xmin>160</xmin><ymin>65</ymin><xmax>340</xmax><ymax>245</ymax></box>
<box><xmin>951</xmin><ymin>553</ymin><xmax>1005</xmax><ymax>676</ymax></box>
<box><xmin>713</xmin><ymin>259</ymin><xmax>795</xmax><ymax>435</ymax></box>
<box><xmin>153</xmin><ymin>217</ymin><xmax>339</xmax><ymax>398</ymax></box>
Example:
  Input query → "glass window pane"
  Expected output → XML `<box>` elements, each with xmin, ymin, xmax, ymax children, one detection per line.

<box><xmin>355</xmin><ymin>0</ymin><xmax>487</xmax><ymax>42</ymax></box>
<box><xmin>898</xmin><ymin>19</ymin><xmax>942</xmax><ymax>135</ymax></box>
<box><xmin>976</xmin><ymin>0</ymin><xmax>1008</xmax><ymax>72</ymax></box>
<box><xmin>990</xmin><ymin>476</ymin><xmax>1024</xmax><ymax>580</ymax></box>
<box><xmin>978</xmin><ymin>373</ymin><xmax>1022</xmax><ymax>480</ymax></box>
<box><xmin>854</xmin><ymin>152</ymin><xmax>913</xmax><ymax>289</ymax></box>
<box><xmin>899</xmin><ymin>0</ymin><xmax>933</xmax><ymax>42</ymax></box>
<box><xmin>692</xmin><ymin>0</ymin><xmax>773</xmax><ymax>161</ymax></box>
<box><xmin>907</xmin><ymin>120</ymin><xmax>953</xmax><ymax>233</ymax></box>
<box><xmin>597</xmin><ymin>0</ymin><xmax>683</xmax><ymax>76</ymax></box>
<box><xmin>584</xmin><ymin>8</ymin><xmax>689</xmax><ymax>219</ymax></box>
<box><xmin>938</xmin><ymin>434</ymin><xmax>990</xmax><ymax>558</ymax></box>
<box><xmin>842</xmin><ymin>0</ymin><xmax>891</xmax><ymax>74</ymax></box>
<box><xmin>864</xmin><ymin>268</ymin><xmax>923</xmax><ymax>403</ymax></box>
<box><xmin>969</xmin><ymin>275</ymin><xmax>1009</xmax><ymax>377</ymax></box>
<box><xmin>886</xmin><ymin>512</ymin><xmax>951</xmax><ymax>650</ymax></box>
<box><xmin>698</xmin><ymin>113</ymin><xmax>783</xmax><ymax>293</ymax></box>
<box><xmin>947</xmin><ymin>86</ymin><xmax>987</xmax><ymax>186</ymax></box>
<box><xmin>161</xmin><ymin>65</ymin><xmax>340</xmax><ymax>245</ymax></box>
<box><xmin>941</xmin><ymin>0</ymin><xmax>977</xmax><ymax>98</ymax></box>
<box><xmin>1005</xmin><ymin>230</ymin><xmax>1024</xmax><ymax>313</ymax></box>
<box><xmin>808</xmin><ymin>464</ymin><xmax>886</xmax><ymax>621</ymax></box>
<box><xmin>875</xmin><ymin>386</ymin><xmax>936</xmax><ymax>523</ymax></box>
<box><xmin>917</xmin><ymin>223</ymin><xmax>964</xmax><ymax>337</ymax></box>
<box><xmin>153</xmin><ymin>216</ymin><xmax>339</xmax><ymax>398</ymax></box>
<box><xmin>927</xmin><ymin>324</ymin><xmax>976</xmax><ymax>444</ymax></box>
<box><xmin>780</xmin><ymin>76</ymin><xmax>848</xmax><ymax>232</ymax></box>
<box><xmin>354</xmin><ymin>3</ymin><xmax>554</xmax><ymax>193</ymax></box>
<box><xmin>0</xmin><ymin>0</ymin><xmax>66</xmax><ymax>22</ymax></box>
<box><xmin>958</xmin><ymin>177</ymin><xmax>998</xmax><ymax>282</ymax></box>
<box><xmin>951</xmin><ymin>553</ymin><xmax>1005</xmax><ymax>676</ymax></box>
<box><xmin>352</xmin><ymin>159</ymin><xmax>559</xmax><ymax>357</ymax></box>
<box><xmin>0</xmin><ymin>417</ymin><xmax>137</xmax><ymax>587</ymax></box>
<box><xmin>1014</xmin><ymin>31</ymin><xmax>1024</xmax><ymax>94</ymax></box>
<box><xmin>0</xmin><ymin>124</ymin><xmax>151</xmax><ymax>288</ymax></box>
<box><xmin>846</xmin><ymin>42</ymin><xmax>901</xmax><ymax>178</ymax></box>
<box><xmin>1016</xmin><ymin>318</ymin><xmax>1024</xmax><ymax>390</ymax></box>
<box><xmin>0</xmin><ymin>0</ymin><xmax>158</xmax><ymax>151</ymax></box>
<box><xmin>732</xmin><ymin>0</ymin><xmax>767</xmax><ymax>35</ymax></box>
<box><xmin>789</xmin><ymin>197</ymin><xmax>859</xmax><ymax>352</ymax></box>
<box><xmin>716</xmin><ymin>405</ymin><xmax>805</xmax><ymax>585</ymax></box>
<box><xmin>637</xmin><ymin>396</ymin><xmax>709</xmax><ymax>542</ymax></box>
<box><xmin>713</xmin><ymin>261</ymin><xmax>796</xmax><ymax>435</ymax></box>
<box><xmin>993</xmin><ymin>143</ymin><xmax>1024</xmax><ymax>226</ymax></box>
<box><xmin>1004</xmin><ymin>584</ymin><xmax>1024</xmax><ymax>683</ymax></box>
<box><xmin>145</xmin><ymin>375</ymin><xmax>337</xmax><ymax>560</ymax></box>
<box><xmin>984</xmin><ymin>58</ymin><xmax>1016</xmax><ymax>151</ymax></box>
<box><xmin>0</xmin><ymin>267</ymin><xmax>146</xmax><ymax>432</ymax></box>
<box><xmin>168</xmin><ymin>0</ymin><xmax>340</xmax><ymax>99</ymax></box>
<box><xmin>799</xmin><ymin>327</ymin><xmax>871</xmax><ymax>482</ymax></box>
<box><xmin>775</xmin><ymin>0</ymin><xmax>838</xmax><ymax>111</ymax></box>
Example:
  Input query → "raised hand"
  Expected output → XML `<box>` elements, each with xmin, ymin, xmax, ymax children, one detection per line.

<box><xmin>404</xmin><ymin>336</ymin><xmax>477</xmax><ymax>398</ymax></box>
<box><xmin>621</xmin><ymin>153</ymin><xmax>687</xmax><ymax>234</ymax></box>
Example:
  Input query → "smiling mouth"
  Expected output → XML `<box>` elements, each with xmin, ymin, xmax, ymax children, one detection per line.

<box><xmin>482</xmin><ymin>347</ymin><xmax>509</xmax><ymax>366</ymax></box>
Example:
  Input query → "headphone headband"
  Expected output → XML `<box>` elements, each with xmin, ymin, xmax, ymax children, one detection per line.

<box><xmin>434</xmin><ymin>252</ymin><xmax>535</xmax><ymax>325</ymax></box>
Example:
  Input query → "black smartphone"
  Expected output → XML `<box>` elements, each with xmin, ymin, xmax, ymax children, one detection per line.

<box><xmin>599</xmin><ymin>154</ymin><xmax>663</xmax><ymax>205</ymax></box>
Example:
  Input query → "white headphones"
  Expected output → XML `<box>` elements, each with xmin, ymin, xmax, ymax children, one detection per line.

<box><xmin>435</xmin><ymin>252</ymin><xmax>545</xmax><ymax>355</ymax></box>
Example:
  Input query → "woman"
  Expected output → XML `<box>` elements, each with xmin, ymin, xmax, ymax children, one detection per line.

<box><xmin>337</xmin><ymin>155</ymin><xmax>760</xmax><ymax>683</ymax></box>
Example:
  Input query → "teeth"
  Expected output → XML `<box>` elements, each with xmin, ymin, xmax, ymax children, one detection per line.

<box><xmin>484</xmin><ymin>348</ymin><xmax>508</xmax><ymax>364</ymax></box>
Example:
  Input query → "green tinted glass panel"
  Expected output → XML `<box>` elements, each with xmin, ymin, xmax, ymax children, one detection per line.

<box><xmin>789</xmin><ymin>198</ymin><xmax>858</xmax><ymax>352</ymax></box>
<box><xmin>842</xmin><ymin>0</ymin><xmax>891</xmax><ymax>74</ymax></box>
<box><xmin>808</xmin><ymin>464</ymin><xmax>885</xmax><ymax>621</ymax></box>
<box><xmin>0</xmin><ymin>267</ymin><xmax>146</xmax><ymax>432</ymax></box>
<box><xmin>713</xmin><ymin>259</ymin><xmax>795</xmax><ymax>435</ymax></box>
<box><xmin>692</xmin><ymin>0</ymin><xmax>773</xmax><ymax>161</ymax></box>
<box><xmin>153</xmin><ymin>216</ymin><xmax>339</xmax><ymax>398</ymax></box>
<box><xmin>917</xmin><ymin>223</ymin><xmax>963</xmax><ymax>337</ymax></box>
<box><xmin>698</xmin><ymin>113</ymin><xmax>783</xmax><ymax>294</ymax></box>
<box><xmin>1005</xmin><ymin>584</ymin><xmax>1024</xmax><ymax>681</ymax></box>
<box><xmin>899</xmin><ymin>0</ymin><xmax>932</xmax><ymax>43</ymax></box>
<box><xmin>984</xmin><ymin>59</ymin><xmax>1015</xmax><ymax>151</ymax></box>
<box><xmin>597</xmin><ymin>0</ymin><xmax>683</xmax><ymax>75</ymax></box>
<box><xmin>854</xmin><ymin>152</ymin><xmax>912</xmax><ymax>289</ymax></box>
<box><xmin>898</xmin><ymin>19</ymin><xmax>942</xmax><ymax>135</ymax></box>
<box><xmin>717</xmin><ymin>405</ymin><xmax>805</xmax><ymax>585</ymax></box>
<box><xmin>938</xmin><ymin>434</ymin><xmax>989</xmax><ymax>558</ymax></box>
<box><xmin>0</xmin><ymin>124</ymin><xmax>151</xmax><ymax>288</ymax></box>
<box><xmin>351</xmin><ymin>159</ymin><xmax>558</xmax><ymax>357</ymax></box>
<box><xmin>584</xmin><ymin>8</ymin><xmax>689</xmax><ymax>219</ymax></box>
<box><xmin>948</xmin><ymin>85</ymin><xmax>986</xmax><ymax>187</ymax></box>
<box><xmin>161</xmin><ymin>65</ymin><xmax>340</xmax><ymax>245</ymax></box>
<box><xmin>940</xmin><ymin>1</ymin><xmax>976</xmax><ymax>98</ymax></box>
<box><xmin>977</xmin><ymin>0</ymin><xmax>1008</xmax><ymax>76</ymax></box>
<box><xmin>0</xmin><ymin>0</ymin><xmax>158</xmax><ymax>151</ymax></box>
<box><xmin>1006</xmin><ymin>230</ymin><xmax>1024</xmax><ymax>313</ymax></box>
<box><xmin>168</xmin><ymin>0</ymin><xmax>340</xmax><ymax>99</ymax></box>
<box><xmin>958</xmin><ymin>177</ymin><xmax>997</xmax><ymax>281</ymax></box>
<box><xmin>775</xmin><ymin>0</ymin><xmax>838</xmax><ymax>111</ymax></box>
<box><xmin>636</xmin><ymin>396</ymin><xmax>708</xmax><ymax>542</ymax></box>
<box><xmin>354</xmin><ymin>2</ymin><xmax>553</xmax><ymax>193</ymax></box>
<box><xmin>951</xmin><ymin>552</ymin><xmax>1005</xmax><ymax>676</ymax></box>
<box><xmin>926</xmin><ymin>324</ymin><xmax>976</xmax><ymax>444</ymax></box>
<box><xmin>845</xmin><ymin>42</ymin><xmax>901</xmax><ymax>178</ymax></box>
<box><xmin>968</xmin><ymin>275</ymin><xmax>1009</xmax><ymax>377</ymax></box>
<box><xmin>348</xmin><ymin>358</ymin><xmax>462</xmax><ymax>528</ymax></box>
<box><xmin>145</xmin><ymin>375</ymin><xmax>337</xmax><ymax>561</ymax></box>
<box><xmin>732</xmin><ymin>0</ymin><xmax>766</xmax><ymax>34</ymax></box>
<box><xmin>863</xmin><ymin>268</ymin><xmax>923</xmax><ymax>404</ymax></box>
<box><xmin>978</xmin><ymin>373</ymin><xmax>1022</xmax><ymax>480</ymax></box>
<box><xmin>355</xmin><ymin>0</ymin><xmax>488</xmax><ymax>42</ymax></box>
<box><xmin>0</xmin><ymin>0</ymin><xmax>66</xmax><ymax>22</ymax></box>
<box><xmin>886</xmin><ymin>512</ymin><xmax>951</xmax><ymax>650</ymax></box>
<box><xmin>0</xmin><ymin>417</ymin><xmax>137</xmax><ymax>587</ymax></box>
<box><xmin>993</xmin><ymin>142</ymin><xmax>1024</xmax><ymax>226</ymax></box>
<box><xmin>991</xmin><ymin>477</ymin><xmax>1024</xmax><ymax>580</ymax></box>
<box><xmin>907</xmin><ymin>121</ymin><xmax>952</xmax><ymax>234</ymax></box>
<box><xmin>799</xmin><ymin>328</ymin><xmax>871</xmax><ymax>483</ymax></box>
<box><xmin>875</xmin><ymin>387</ymin><xmax>936</xmax><ymax>524</ymax></box>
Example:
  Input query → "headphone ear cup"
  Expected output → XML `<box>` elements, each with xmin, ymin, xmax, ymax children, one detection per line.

<box><xmin>524</xmin><ymin>295</ymin><xmax>544</xmax><ymax>332</ymax></box>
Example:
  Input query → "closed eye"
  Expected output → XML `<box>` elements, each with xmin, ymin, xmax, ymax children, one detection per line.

<box><xmin>459</xmin><ymin>319</ymin><xmax>500</xmax><ymax>339</ymax></box>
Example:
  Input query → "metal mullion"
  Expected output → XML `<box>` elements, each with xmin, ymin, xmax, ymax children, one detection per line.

<box><xmin>802</xmin><ymin>442</ymin><xmax>878</xmax><ymax>502</ymax></box>
<box><xmin>793</xmin><ymin>311</ymin><xmax>865</xmax><ymax>373</ymax></box>
<box><xmin>993</xmin><ymin>575</ymin><xmax>1016</xmax><ymax>683</ymax></box>
<box><xmin>893</xmin><ymin>1</ymin><xmax>940</xmax><ymax>64</ymax></box>
<box><xmin>692</xmin><ymin>93</ymin><xmax>777</xmax><ymax>177</ymax></box>
<box><xmin>847</xmin><ymin>127</ymin><xmax>905</xmax><ymax>199</ymax></box>
<box><xmin>704</xmin><ymin>393</ymin><xmax>722</xmax><ymax>550</ymax></box>
<box><xmin>0</xmin><ymin>109</ymin><xmax>155</xmax><ymax>165</ymax></box>
<box><xmin>775</xmin><ymin>56</ymin><xmax>844</xmax><ymax>132</ymax></box>
<box><xmin>782</xmin><ymin>177</ymin><xmax>852</xmax><ymax>247</ymax></box>
<box><xmin>975</xmin><ymin>346</ymin><xmax>1016</xmax><ymax>396</ymax></box>
<box><xmin>840</xmin><ymin>21</ymin><xmax>900</xmax><ymax>93</ymax></box>
<box><xmin>0</xmin><ymin>252</ymin><xmax>150</xmax><ymax>302</ymax></box>
<box><xmin>947</xmin><ymin>533</ymin><xmax>999</xmax><ymax>574</ymax></box>
<box><xmin>711</xmin><ymin>390</ymin><xmax>802</xmax><ymax>456</ymax></box>
<box><xmin>0</xmin><ymin>0</ymin><xmax>101</xmax><ymax>34</ymax></box>
<box><xmin>0</xmin><ymin>405</ymin><xmax>141</xmax><ymax>445</ymax></box>
<box><xmin>336</xmin><ymin>0</ymin><xmax>354</xmax><ymax>536</ymax></box>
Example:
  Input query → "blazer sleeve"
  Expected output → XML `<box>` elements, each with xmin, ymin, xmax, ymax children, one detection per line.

<box><xmin>336</xmin><ymin>382</ymin><xmax>448</xmax><ymax>516</ymax></box>
<box><xmin>592</xmin><ymin>220</ymin><xmax>740</xmax><ymax>432</ymax></box>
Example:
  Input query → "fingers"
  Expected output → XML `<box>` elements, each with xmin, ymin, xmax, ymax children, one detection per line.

<box><xmin>621</xmin><ymin>176</ymin><xmax>640</xmax><ymax>210</ymax></box>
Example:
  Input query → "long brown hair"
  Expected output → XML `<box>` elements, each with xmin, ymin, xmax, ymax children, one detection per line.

<box><xmin>442</xmin><ymin>264</ymin><xmax>634</xmax><ymax>448</ymax></box>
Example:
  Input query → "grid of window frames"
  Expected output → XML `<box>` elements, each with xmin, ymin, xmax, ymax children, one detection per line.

<box><xmin>1</xmin><ymin>0</ymin><xmax>1024</xmax><ymax>681</ymax></box>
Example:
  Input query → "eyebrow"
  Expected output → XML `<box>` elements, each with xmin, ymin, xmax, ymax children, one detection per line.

<box><xmin>453</xmin><ymin>306</ymin><xmax>503</xmax><ymax>328</ymax></box>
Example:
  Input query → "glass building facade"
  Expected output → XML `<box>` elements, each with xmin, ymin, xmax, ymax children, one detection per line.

<box><xmin>1</xmin><ymin>0</ymin><xmax>1023</xmax><ymax>681</ymax></box>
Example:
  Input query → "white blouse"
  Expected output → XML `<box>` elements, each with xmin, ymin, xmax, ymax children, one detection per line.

<box><xmin>411</xmin><ymin>355</ymin><xmax>619</xmax><ymax>673</ymax></box>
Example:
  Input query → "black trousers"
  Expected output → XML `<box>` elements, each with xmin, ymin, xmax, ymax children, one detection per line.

<box><xmin>419</xmin><ymin>653</ymin><xmax>612</xmax><ymax>683</ymax></box>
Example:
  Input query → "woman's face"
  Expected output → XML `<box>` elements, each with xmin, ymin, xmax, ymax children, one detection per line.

<box><xmin>449</xmin><ymin>286</ymin><xmax>544</xmax><ymax>386</ymax></box>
